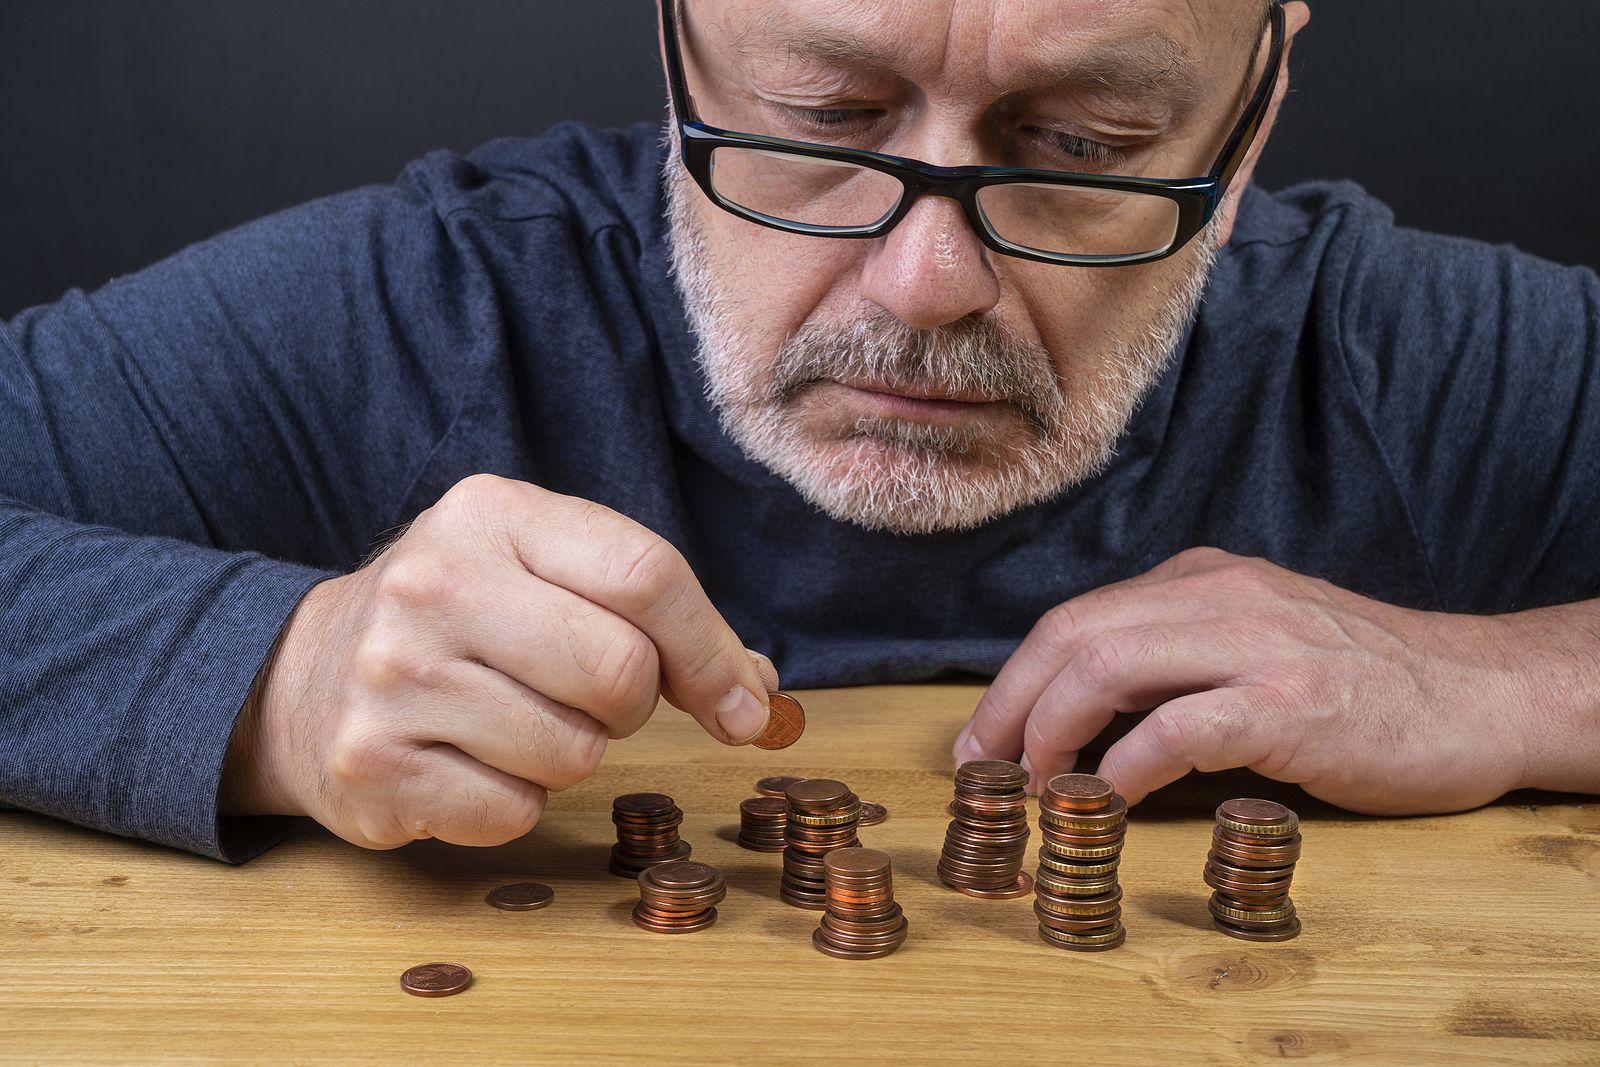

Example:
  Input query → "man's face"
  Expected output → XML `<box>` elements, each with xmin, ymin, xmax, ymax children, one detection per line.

<box><xmin>665</xmin><ymin>0</ymin><xmax>1294</xmax><ymax>535</ymax></box>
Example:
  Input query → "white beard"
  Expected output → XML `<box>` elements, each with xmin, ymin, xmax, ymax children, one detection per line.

<box><xmin>663</xmin><ymin>140</ymin><xmax>1220</xmax><ymax>535</ymax></box>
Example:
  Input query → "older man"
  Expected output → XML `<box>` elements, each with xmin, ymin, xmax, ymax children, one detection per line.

<box><xmin>1</xmin><ymin>0</ymin><xmax>1596</xmax><ymax>862</ymax></box>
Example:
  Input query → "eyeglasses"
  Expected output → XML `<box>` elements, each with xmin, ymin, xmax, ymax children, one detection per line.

<box><xmin>661</xmin><ymin>0</ymin><xmax>1285</xmax><ymax>267</ymax></box>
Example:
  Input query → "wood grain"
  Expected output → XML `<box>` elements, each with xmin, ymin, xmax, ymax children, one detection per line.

<box><xmin>3</xmin><ymin>685</ymin><xmax>1598</xmax><ymax>1065</ymax></box>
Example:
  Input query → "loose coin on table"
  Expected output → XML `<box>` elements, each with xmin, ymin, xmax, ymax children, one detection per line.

<box><xmin>485</xmin><ymin>882</ymin><xmax>554</xmax><ymax>911</ymax></box>
<box><xmin>400</xmin><ymin>963</ymin><xmax>473</xmax><ymax>998</ymax></box>
<box><xmin>755</xmin><ymin>774</ymin><xmax>806</xmax><ymax>797</ymax></box>
<box><xmin>751</xmin><ymin>692</ymin><xmax>806</xmax><ymax>750</ymax></box>
<box><xmin>858</xmin><ymin>801</ymin><xmax>889</xmax><ymax>826</ymax></box>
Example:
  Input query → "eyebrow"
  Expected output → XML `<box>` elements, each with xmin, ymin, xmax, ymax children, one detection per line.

<box><xmin>730</xmin><ymin>13</ymin><xmax>1203</xmax><ymax>110</ymax></box>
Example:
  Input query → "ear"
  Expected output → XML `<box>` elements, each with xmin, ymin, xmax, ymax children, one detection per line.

<box><xmin>1213</xmin><ymin>2</ymin><xmax>1312</xmax><ymax>248</ymax></box>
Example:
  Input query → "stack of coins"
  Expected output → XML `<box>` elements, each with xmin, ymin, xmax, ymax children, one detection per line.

<box><xmin>632</xmin><ymin>860</ymin><xmax>726</xmax><ymax>933</ymax></box>
<box><xmin>1034</xmin><ymin>773</ymin><xmax>1127</xmax><ymax>951</ymax></box>
<box><xmin>780</xmin><ymin>778</ymin><xmax>862</xmax><ymax>909</ymax></box>
<box><xmin>1206</xmin><ymin>798</ymin><xmax>1302</xmax><ymax>941</ymax></box>
<box><xmin>737</xmin><ymin>795</ymin><xmax>788</xmax><ymax>852</ymax></box>
<box><xmin>936</xmin><ymin>760</ymin><xmax>1033</xmax><ymax>898</ymax></box>
<box><xmin>813</xmin><ymin>848</ymin><xmax>909</xmax><ymax>960</ymax></box>
<box><xmin>609</xmin><ymin>792</ymin><xmax>691</xmax><ymax>878</ymax></box>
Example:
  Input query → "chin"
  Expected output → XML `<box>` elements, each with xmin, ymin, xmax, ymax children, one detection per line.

<box><xmin>763</xmin><ymin>428</ymin><xmax>1093</xmax><ymax>536</ymax></box>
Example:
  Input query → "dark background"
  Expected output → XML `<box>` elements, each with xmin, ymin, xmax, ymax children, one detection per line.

<box><xmin>2</xmin><ymin>1</ymin><xmax>1596</xmax><ymax>319</ymax></box>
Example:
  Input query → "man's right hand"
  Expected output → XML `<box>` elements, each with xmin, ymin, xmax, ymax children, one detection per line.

<box><xmin>218</xmin><ymin>474</ymin><xmax>776</xmax><ymax>849</ymax></box>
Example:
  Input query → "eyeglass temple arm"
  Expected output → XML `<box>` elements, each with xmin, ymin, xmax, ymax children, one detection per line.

<box><xmin>1210</xmin><ymin>1</ymin><xmax>1287</xmax><ymax>190</ymax></box>
<box><xmin>660</xmin><ymin>0</ymin><xmax>701</xmax><ymax>125</ymax></box>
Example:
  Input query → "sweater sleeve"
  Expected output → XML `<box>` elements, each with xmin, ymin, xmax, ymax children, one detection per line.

<box><xmin>1333</xmin><ymin>204</ymin><xmax>1600</xmax><ymax>613</ymax></box>
<box><xmin>0</xmin><ymin>153</ymin><xmax>500</xmax><ymax>861</ymax></box>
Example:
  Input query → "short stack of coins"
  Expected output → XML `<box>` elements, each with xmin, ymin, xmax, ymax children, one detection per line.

<box><xmin>1206</xmin><ymin>798</ymin><xmax>1302</xmax><ymax>941</ymax></box>
<box><xmin>632</xmin><ymin>860</ymin><xmax>726</xmax><ymax>933</ymax></box>
<box><xmin>1034</xmin><ymin>773</ymin><xmax>1127</xmax><ymax>951</ymax></box>
<box><xmin>813</xmin><ymin>848</ymin><xmax>909</xmax><ymax>960</ymax></box>
<box><xmin>937</xmin><ymin>760</ymin><xmax>1034</xmax><ymax>898</ymax></box>
<box><xmin>780</xmin><ymin>778</ymin><xmax>862</xmax><ymax>909</ymax></box>
<box><xmin>737</xmin><ymin>795</ymin><xmax>788</xmax><ymax>852</ymax></box>
<box><xmin>609</xmin><ymin>792</ymin><xmax>691</xmax><ymax>878</ymax></box>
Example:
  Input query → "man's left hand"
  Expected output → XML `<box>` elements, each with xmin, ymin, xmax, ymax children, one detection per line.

<box><xmin>952</xmin><ymin>547</ymin><xmax>1574</xmax><ymax>813</ymax></box>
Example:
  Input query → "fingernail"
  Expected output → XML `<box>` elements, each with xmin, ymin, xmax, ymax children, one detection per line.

<box><xmin>716</xmin><ymin>685</ymin><xmax>769</xmax><ymax>745</ymax></box>
<box><xmin>952</xmin><ymin>725</ymin><xmax>980</xmax><ymax>766</ymax></box>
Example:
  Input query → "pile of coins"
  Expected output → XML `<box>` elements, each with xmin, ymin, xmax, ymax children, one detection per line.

<box><xmin>632</xmin><ymin>860</ymin><xmax>727</xmax><ymax>933</ymax></box>
<box><xmin>1205</xmin><ymin>798</ymin><xmax>1302</xmax><ymax>941</ymax></box>
<box><xmin>609</xmin><ymin>792</ymin><xmax>691</xmax><ymax>878</ymax></box>
<box><xmin>813</xmin><ymin>848</ymin><xmax>909</xmax><ymax>960</ymax></box>
<box><xmin>781</xmin><ymin>778</ymin><xmax>862</xmax><ymax>909</ymax></box>
<box><xmin>1034</xmin><ymin>773</ymin><xmax>1127</xmax><ymax>951</ymax></box>
<box><xmin>937</xmin><ymin>760</ymin><xmax>1033</xmax><ymax>898</ymax></box>
<box><xmin>737</xmin><ymin>795</ymin><xmax>788</xmax><ymax>852</ymax></box>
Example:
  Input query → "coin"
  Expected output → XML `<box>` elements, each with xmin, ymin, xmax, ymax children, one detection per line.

<box><xmin>755</xmin><ymin>775</ymin><xmax>806</xmax><ymax>797</ymax></box>
<box><xmin>1042</xmin><ymin>773</ymin><xmax>1115</xmax><ymax>813</ymax></box>
<box><xmin>858</xmin><ymin>801</ymin><xmax>889</xmax><ymax>826</ymax></box>
<box><xmin>485</xmin><ymin>882</ymin><xmax>554</xmax><ymax>911</ymax></box>
<box><xmin>752</xmin><ymin>692</ymin><xmax>805</xmax><ymax>750</ymax></box>
<box><xmin>400</xmin><ymin>962</ymin><xmax>473</xmax><ymax>998</ymax></box>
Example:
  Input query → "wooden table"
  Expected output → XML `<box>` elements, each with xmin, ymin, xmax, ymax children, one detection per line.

<box><xmin>4</xmin><ymin>685</ymin><xmax>1598</xmax><ymax>1064</ymax></box>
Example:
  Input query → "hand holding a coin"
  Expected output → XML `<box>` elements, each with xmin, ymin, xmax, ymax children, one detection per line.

<box><xmin>952</xmin><ymin>546</ymin><xmax>1593</xmax><ymax>815</ymax></box>
<box><xmin>219</xmin><ymin>474</ymin><xmax>779</xmax><ymax>850</ymax></box>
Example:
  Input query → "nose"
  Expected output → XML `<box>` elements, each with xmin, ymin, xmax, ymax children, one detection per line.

<box><xmin>857</xmin><ymin>193</ymin><xmax>1001</xmax><ymax>330</ymax></box>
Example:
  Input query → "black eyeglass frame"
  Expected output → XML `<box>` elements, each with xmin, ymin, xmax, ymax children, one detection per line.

<box><xmin>660</xmin><ymin>0</ymin><xmax>1286</xmax><ymax>266</ymax></box>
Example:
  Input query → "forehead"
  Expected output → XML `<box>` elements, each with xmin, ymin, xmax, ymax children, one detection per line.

<box><xmin>698</xmin><ymin>0</ymin><xmax>1254</xmax><ymax>96</ymax></box>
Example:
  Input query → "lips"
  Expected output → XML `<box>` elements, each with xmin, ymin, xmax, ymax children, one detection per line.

<box><xmin>841</xmin><ymin>380</ymin><xmax>998</xmax><ymax>405</ymax></box>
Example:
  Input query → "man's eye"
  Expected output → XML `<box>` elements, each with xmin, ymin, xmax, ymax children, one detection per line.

<box><xmin>791</xmin><ymin>107</ymin><xmax>868</xmax><ymax>128</ymax></box>
<box><xmin>1031</xmin><ymin>128</ymin><xmax>1119</xmax><ymax>165</ymax></box>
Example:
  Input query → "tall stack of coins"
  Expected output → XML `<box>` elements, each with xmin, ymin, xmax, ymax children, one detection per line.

<box><xmin>737</xmin><ymin>795</ymin><xmax>788</xmax><ymax>852</ymax></box>
<box><xmin>1034</xmin><ymin>773</ymin><xmax>1127</xmax><ymax>951</ymax></box>
<box><xmin>1206</xmin><ymin>798</ymin><xmax>1302</xmax><ymax>941</ymax></box>
<box><xmin>813</xmin><ymin>848</ymin><xmax>909</xmax><ymax>960</ymax></box>
<box><xmin>780</xmin><ymin>778</ymin><xmax>862</xmax><ymax>909</ymax></box>
<box><xmin>632</xmin><ymin>860</ymin><xmax>727</xmax><ymax>933</ymax></box>
<box><xmin>937</xmin><ymin>760</ymin><xmax>1033</xmax><ymax>898</ymax></box>
<box><xmin>609</xmin><ymin>792</ymin><xmax>691</xmax><ymax>878</ymax></box>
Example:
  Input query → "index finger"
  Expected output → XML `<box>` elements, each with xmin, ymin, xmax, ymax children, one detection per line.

<box><xmin>498</xmin><ymin>483</ymin><xmax>771</xmax><ymax>746</ymax></box>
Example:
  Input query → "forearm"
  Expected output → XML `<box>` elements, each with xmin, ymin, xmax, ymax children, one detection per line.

<box><xmin>1498</xmin><ymin>599</ymin><xmax>1600</xmax><ymax>795</ymax></box>
<box><xmin>0</xmin><ymin>503</ymin><xmax>330</xmax><ymax>859</ymax></box>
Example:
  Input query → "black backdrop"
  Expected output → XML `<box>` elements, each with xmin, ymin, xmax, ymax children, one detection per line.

<box><xmin>2</xmin><ymin>1</ymin><xmax>1596</xmax><ymax>319</ymax></box>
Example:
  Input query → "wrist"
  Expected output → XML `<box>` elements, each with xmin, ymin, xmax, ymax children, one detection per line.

<box><xmin>1493</xmin><ymin>603</ymin><xmax>1600</xmax><ymax>795</ymax></box>
<box><xmin>219</xmin><ymin>579</ymin><xmax>339</xmax><ymax>817</ymax></box>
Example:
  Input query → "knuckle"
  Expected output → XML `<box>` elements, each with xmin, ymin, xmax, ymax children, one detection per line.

<box><xmin>587</xmin><ymin>625</ymin><xmax>661</xmax><ymax>719</ymax></box>
<box><xmin>1146</xmin><ymin>706</ymin><xmax>1201</xmax><ymax>762</ymax></box>
<box><xmin>1069</xmin><ymin>634</ymin><xmax>1132</xmax><ymax>692</ymax></box>
<box><xmin>432</xmin><ymin>473</ymin><xmax>516</xmax><ymax>536</ymax></box>
<box><xmin>376</xmin><ymin>551</ymin><xmax>466</xmax><ymax>613</ymax></box>
<box><xmin>326</xmin><ymin>724</ymin><xmax>414</xmax><ymax>788</ymax></box>
<box><xmin>350</xmin><ymin>626</ymin><xmax>425</xmax><ymax>693</ymax></box>
<box><xmin>546</xmin><ymin>722</ymin><xmax>609</xmax><ymax>790</ymax></box>
<box><xmin>605</xmin><ymin>533</ymin><xmax>689</xmax><ymax>615</ymax></box>
<box><xmin>1039</xmin><ymin>601</ymin><xmax>1085</xmax><ymax>650</ymax></box>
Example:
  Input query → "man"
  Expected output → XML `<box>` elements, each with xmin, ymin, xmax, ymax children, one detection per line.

<box><xmin>2</xmin><ymin>0</ymin><xmax>1596</xmax><ymax>864</ymax></box>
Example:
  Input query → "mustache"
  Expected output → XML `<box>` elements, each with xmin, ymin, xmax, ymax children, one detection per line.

<box><xmin>770</xmin><ymin>311</ymin><xmax>1064</xmax><ymax>430</ymax></box>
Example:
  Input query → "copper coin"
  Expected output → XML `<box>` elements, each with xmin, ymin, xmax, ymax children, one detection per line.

<box><xmin>956</xmin><ymin>760</ymin><xmax>1029</xmax><ymax>788</ymax></box>
<box><xmin>755</xmin><ymin>775</ymin><xmax>806</xmax><ymax>797</ymax></box>
<box><xmin>785</xmin><ymin>778</ymin><xmax>852</xmax><ymax>808</ymax></box>
<box><xmin>485</xmin><ymin>882</ymin><xmax>554</xmax><ymax>911</ymax></box>
<box><xmin>858</xmin><ymin>801</ymin><xmax>889</xmax><ymax>826</ymax></box>
<box><xmin>1043</xmin><ymin>774</ymin><xmax>1115</xmax><ymax>813</ymax></box>
<box><xmin>613</xmin><ymin>792</ymin><xmax>676</xmax><ymax>815</ymax></box>
<box><xmin>953</xmin><ymin>871</ymin><xmax>1035</xmax><ymax>899</ymax></box>
<box><xmin>648</xmin><ymin>860</ymin><xmax>718</xmax><ymax>889</ymax></box>
<box><xmin>400</xmin><ymin>963</ymin><xmax>473</xmax><ymax>998</ymax></box>
<box><xmin>741</xmin><ymin>795</ymin><xmax>788</xmax><ymax>816</ymax></box>
<box><xmin>1214</xmin><ymin>916</ymin><xmax>1302</xmax><ymax>942</ymax></box>
<box><xmin>1217</xmin><ymin>798</ymin><xmax>1295</xmax><ymax>827</ymax></box>
<box><xmin>752</xmin><ymin>692</ymin><xmax>806</xmax><ymax>750</ymax></box>
<box><xmin>825</xmin><ymin>847</ymin><xmax>893</xmax><ymax>875</ymax></box>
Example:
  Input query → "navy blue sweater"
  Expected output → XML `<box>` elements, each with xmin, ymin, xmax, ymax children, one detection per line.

<box><xmin>3</xmin><ymin>122</ymin><xmax>1598</xmax><ymax>862</ymax></box>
